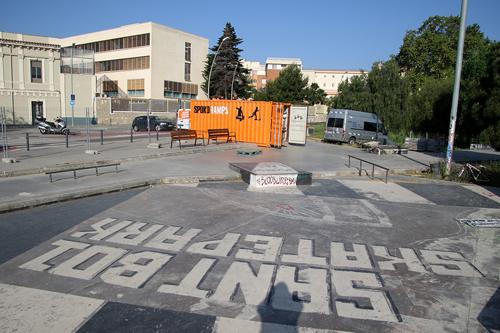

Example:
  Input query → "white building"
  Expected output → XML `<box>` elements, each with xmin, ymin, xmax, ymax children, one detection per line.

<box><xmin>302</xmin><ymin>68</ymin><xmax>366</xmax><ymax>97</ymax></box>
<box><xmin>60</xmin><ymin>22</ymin><xmax>209</xmax><ymax>109</ymax></box>
<box><xmin>0</xmin><ymin>32</ymin><xmax>62</xmax><ymax>125</ymax></box>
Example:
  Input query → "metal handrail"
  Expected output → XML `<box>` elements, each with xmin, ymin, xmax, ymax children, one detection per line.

<box><xmin>348</xmin><ymin>155</ymin><xmax>390</xmax><ymax>183</ymax></box>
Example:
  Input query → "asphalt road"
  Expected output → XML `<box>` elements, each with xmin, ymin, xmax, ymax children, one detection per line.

<box><xmin>4</xmin><ymin>125</ymin><xmax>171</xmax><ymax>150</ymax></box>
<box><xmin>1</xmin><ymin>176</ymin><xmax>499</xmax><ymax>332</ymax></box>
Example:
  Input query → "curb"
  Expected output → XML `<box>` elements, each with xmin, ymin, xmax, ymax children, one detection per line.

<box><xmin>0</xmin><ymin>143</ymin><xmax>257</xmax><ymax>178</ymax></box>
<box><xmin>0</xmin><ymin>174</ymin><xmax>242</xmax><ymax>214</ymax></box>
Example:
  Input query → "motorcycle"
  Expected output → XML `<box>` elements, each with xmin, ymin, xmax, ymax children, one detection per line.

<box><xmin>36</xmin><ymin>116</ymin><xmax>70</xmax><ymax>135</ymax></box>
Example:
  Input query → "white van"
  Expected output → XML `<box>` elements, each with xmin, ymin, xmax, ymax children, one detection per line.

<box><xmin>323</xmin><ymin>109</ymin><xmax>390</xmax><ymax>145</ymax></box>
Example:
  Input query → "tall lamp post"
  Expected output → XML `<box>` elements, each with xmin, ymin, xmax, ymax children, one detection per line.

<box><xmin>207</xmin><ymin>37</ymin><xmax>229</xmax><ymax>99</ymax></box>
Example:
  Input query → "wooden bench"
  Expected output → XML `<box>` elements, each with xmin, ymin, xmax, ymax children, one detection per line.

<box><xmin>170</xmin><ymin>130</ymin><xmax>205</xmax><ymax>148</ymax></box>
<box><xmin>207</xmin><ymin>129</ymin><xmax>237</xmax><ymax>145</ymax></box>
<box><xmin>44</xmin><ymin>162</ymin><xmax>120</xmax><ymax>183</ymax></box>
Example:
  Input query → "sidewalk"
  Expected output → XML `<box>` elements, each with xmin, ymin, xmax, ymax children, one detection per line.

<box><xmin>2</xmin><ymin>134</ymin><xmax>500</xmax><ymax>213</ymax></box>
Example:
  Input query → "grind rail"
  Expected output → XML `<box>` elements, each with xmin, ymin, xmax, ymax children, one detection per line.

<box><xmin>348</xmin><ymin>155</ymin><xmax>390</xmax><ymax>183</ymax></box>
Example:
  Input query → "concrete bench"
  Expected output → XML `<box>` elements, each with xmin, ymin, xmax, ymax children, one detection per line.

<box><xmin>170</xmin><ymin>130</ymin><xmax>205</xmax><ymax>149</ymax></box>
<box><xmin>44</xmin><ymin>162</ymin><xmax>120</xmax><ymax>183</ymax></box>
<box><xmin>207</xmin><ymin>129</ymin><xmax>237</xmax><ymax>145</ymax></box>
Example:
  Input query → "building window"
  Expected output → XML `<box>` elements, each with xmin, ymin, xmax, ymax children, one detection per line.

<box><xmin>262</xmin><ymin>79</ymin><xmax>266</xmax><ymax>84</ymax></box>
<box><xmin>323</xmin><ymin>83</ymin><xmax>326</xmax><ymax>87</ymax></box>
<box><xmin>332</xmin><ymin>83</ymin><xmax>335</xmax><ymax>87</ymax></box>
<box><xmin>128</xmin><ymin>79</ymin><xmax>145</xmax><ymax>96</ymax></box>
<box><xmin>185</xmin><ymin>63</ymin><xmax>191</xmax><ymax>82</ymax></box>
<box><xmin>332</xmin><ymin>75</ymin><xmax>335</xmax><ymax>78</ymax></box>
<box><xmin>103</xmin><ymin>80</ymin><xmax>119</xmax><ymax>97</ymax></box>
<box><xmin>95</xmin><ymin>56</ymin><xmax>150</xmax><ymax>73</ymax></box>
<box><xmin>73</xmin><ymin>33</ymin><xmax>150</xmax><ymax>53</ymax></box>
<box><xmin>185</xmin><ymin>42</ymin><xmax>191</xmax><ymax>61</ymax></box>
<box><xmin>31</xmin><ymin>60</ymin><xmax>42</xmax><ymax>83</ymax></box>
<box><xmin>164</xmin><ymin>80</ymin><xmax>198</xmax><ymax>99</ymax></box>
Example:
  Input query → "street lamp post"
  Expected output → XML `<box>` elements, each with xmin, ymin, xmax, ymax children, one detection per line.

<box><xmin>207</xmin><ymin>37</ymin><xmax>229</xmax><ymax>99</ymax></box>
<box><xmin>71</xmin><ymin>43</ymin><xmax>75</xmax><ymax>126</ymax></box>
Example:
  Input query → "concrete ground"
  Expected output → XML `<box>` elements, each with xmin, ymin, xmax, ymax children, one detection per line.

<box><xmin>0</xmin><ymin>129</ymin><xmax>499</xmax><ymax>332</ymax></box>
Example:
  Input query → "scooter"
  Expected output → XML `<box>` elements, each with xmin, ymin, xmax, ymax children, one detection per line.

<box><xmin>36</xmin><ymin>116</ymin><xmax>70</xmax><ymax>135</ymax></box>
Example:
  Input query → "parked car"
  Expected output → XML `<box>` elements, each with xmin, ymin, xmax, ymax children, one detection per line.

<box><xmin>132</xmin><ymin>116</ymin><xmax>174</xmax><ymax>132</ymax></box>
<box><xmin>323</xmin><ymin>109</ymin><xmax>390</xmax><ymax>146</ymax></box>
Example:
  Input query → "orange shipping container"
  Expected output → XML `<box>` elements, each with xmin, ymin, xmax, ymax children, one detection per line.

<box><xmin>190</xmin><ymin>100</ymin><xmax>290</xmax><ymax>147</ymax></box>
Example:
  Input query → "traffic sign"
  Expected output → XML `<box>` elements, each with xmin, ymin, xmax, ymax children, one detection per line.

<box><xmin>70</xmin><ymin>100</ymin><xmax>75</xmax><ymax>106</ymax></box>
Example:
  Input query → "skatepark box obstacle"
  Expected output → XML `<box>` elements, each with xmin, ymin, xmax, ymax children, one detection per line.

<box><xmin>190</xmin><ymin>100</ymin><xmax>311</xmax><ymax>187</ymax></box>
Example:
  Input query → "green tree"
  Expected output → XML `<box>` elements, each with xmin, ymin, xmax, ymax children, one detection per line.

<box><xmin>202</xmin><ymin>23</ymin><xmax>252</xmax><ymax>99</ymax></box>
<box><xmin>468</xmin><ymin>41</ymin><xmax>500</xmax><ymax>149</ymax></box>
<box><xmin>264</xmin><ymin>64</ymin><xmax>310</xmax><ymax>104</ymax></box>
<box><xmin>333</xmin><ymin>72</ymin><xmax>370</xmax><ymax>111</ymax></box>
<box><xmin>393</xmin><ymin>15</ymin><xmax>488</xmax><ymax>89</ymax></box>
<box><xmin>252</xmin><ymin>88</ymin><xmax>269</xmax><ymax>102</ymax></box>
<box><xmin>456</xmin><ymin>47</ymin><xmax>489</xmax><ymax>146</ymax></box>
<box><xmin>332</xmin><ymin>62</ymin><xmax>411</xmax><ymax>131</ymax></box>
<box><xmin>408</xmin><ymin>76</ymin><xmax>454</xmax><ymax>133</ymax></box>
<box><xmin>305</xmin><ymin>83</ymin><xmax>327</xmax><ymax>106</ymax></box>
<box><xmin>367</xmin><ymin>60</ymin><xmax>411</xmax><ymax>131</ymax></box>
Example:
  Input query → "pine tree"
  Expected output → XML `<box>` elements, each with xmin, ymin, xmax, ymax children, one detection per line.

<box><xmin>202</xmin><ymin>23</ymin><xmax>252</xmax><ymax>100</ymax></box>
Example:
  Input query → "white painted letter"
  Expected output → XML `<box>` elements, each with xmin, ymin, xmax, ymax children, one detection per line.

<box><xmin>282</xmin><ymin>239</ymin><xmax>327</xmax><ymax>266</ymax></box>
<box><xmin>50</xmin><ymin>245</ymin><xmax>128</xmax><ymax>280</ymax></box>
<box><xmin>236</xmin><ymin>235</ymin><xmax>283</xmax><ymax>262</ymax></box>
<box><xmin>157</xmin><ymin>258</ymin><xmax>216</xmax><ymax>298</ymax></box>
<box><xmin>186</xmin><ymin>233</ymin><xmax>240</xmax><ymax>257</ymax></box>
<box><xmin>211</xmin><ymin>261</ymin><xmax>275</xmax><ymax>305</ymax></box>
<box><xmin>146</xmin><ymin>226</ymin><xmax>202</xmax><ymax>252</ymax></box>
<box><xmin>331</xmin><ymin>270</ymin><xmax>399</xmax><ymax>322</ymax></box>
<box><xmin>19</xmin><ymin>240</ymin><xmax>90</xmax><ymax>271</ymax></box>
<box><xmin>372</xmin><ymin>246</ymin><xmax>427</xmax><ymax>272</ymax></box>
<box><xmin>419</xmin><ymin>250</ymin><xmax>476</xmax><ymax>276</ymax></box>
<box><xmin>271</xmin><ymin>265</ymin><xmax>329</xmax><ymax>314</ymax></box>
<box><xmin>101</xmin><ymin>251</ymin><xmax>173</xmax><ymax>288</ymax></box>
<box><xmin>106</xmin><ymin>222</ymin><xmax>163</xmax><ymax>246</ymax></box>
<box><xmin>71</xmin><ymin>218</ymin><xmax>133</xmax><ymax>241</ymax></box>
<box><xmin>331</xmin><ymin>242</ymin><xmax>373</xmax><ymax>269</ymax></box>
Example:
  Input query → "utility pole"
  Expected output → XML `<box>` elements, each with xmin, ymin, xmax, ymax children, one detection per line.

<box><xmin>446</xmin><ymin>0</ymin><xmax>469</xmax><ymax>171</ymax></box>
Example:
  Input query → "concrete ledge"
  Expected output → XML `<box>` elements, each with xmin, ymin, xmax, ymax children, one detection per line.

<box><xmin>0</xmin><ymin>174</ymin><xmax>242</xmax><ymax>214</ymax></box>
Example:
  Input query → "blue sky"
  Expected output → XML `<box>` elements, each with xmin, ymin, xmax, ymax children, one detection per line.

<box><xmin>2</xmin><ymin>0</ymin><xmax>499</xmax><ymax>71</ymax></box>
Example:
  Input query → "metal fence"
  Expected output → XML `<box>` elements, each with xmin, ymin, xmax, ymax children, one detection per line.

<box><xmin>111</xmin><ymin>99</ymin><xmax>191</xmax><ymax>112</ymax></box>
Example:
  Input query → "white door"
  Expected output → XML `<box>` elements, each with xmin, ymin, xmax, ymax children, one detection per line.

<box><xmin>288</xmin><ymin>105</ymin><xmax>308</xmax><ymax>145</ymax></box>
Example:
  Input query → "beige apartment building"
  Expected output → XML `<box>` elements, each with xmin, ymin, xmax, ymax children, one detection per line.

<box><xmin>243</xmin><ymin>57</ymin><xmax>366</xmax><ymax>97</ymax></box>
<box><xmin>60</xmin><ymin>22</ymin><xmax>209</xmax><ymax>116</ymax></box>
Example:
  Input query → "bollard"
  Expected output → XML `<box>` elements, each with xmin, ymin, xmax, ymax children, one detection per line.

<box><xmin>131</xmin><ymin>129</ymin><xmax>133</xmax><ymax>143</ymax></box>
<box><xmin>26</xmin><ymin>133</ymin><xmax>30</xmax><ymax>151</ymax></box>
<box><xmin>66</xmin><ymin>131</ymin><xmax>69</xmax><ymax>148</ymax></box>
<box><xmin>101</xmin><ymin>130</ymin><xmax>103</xmax><ymax>145</ymax></box>
<box><xmin>156</xmin><ymin>129</ymin><xmax>159</xmax><ymax>141</ymax></box>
